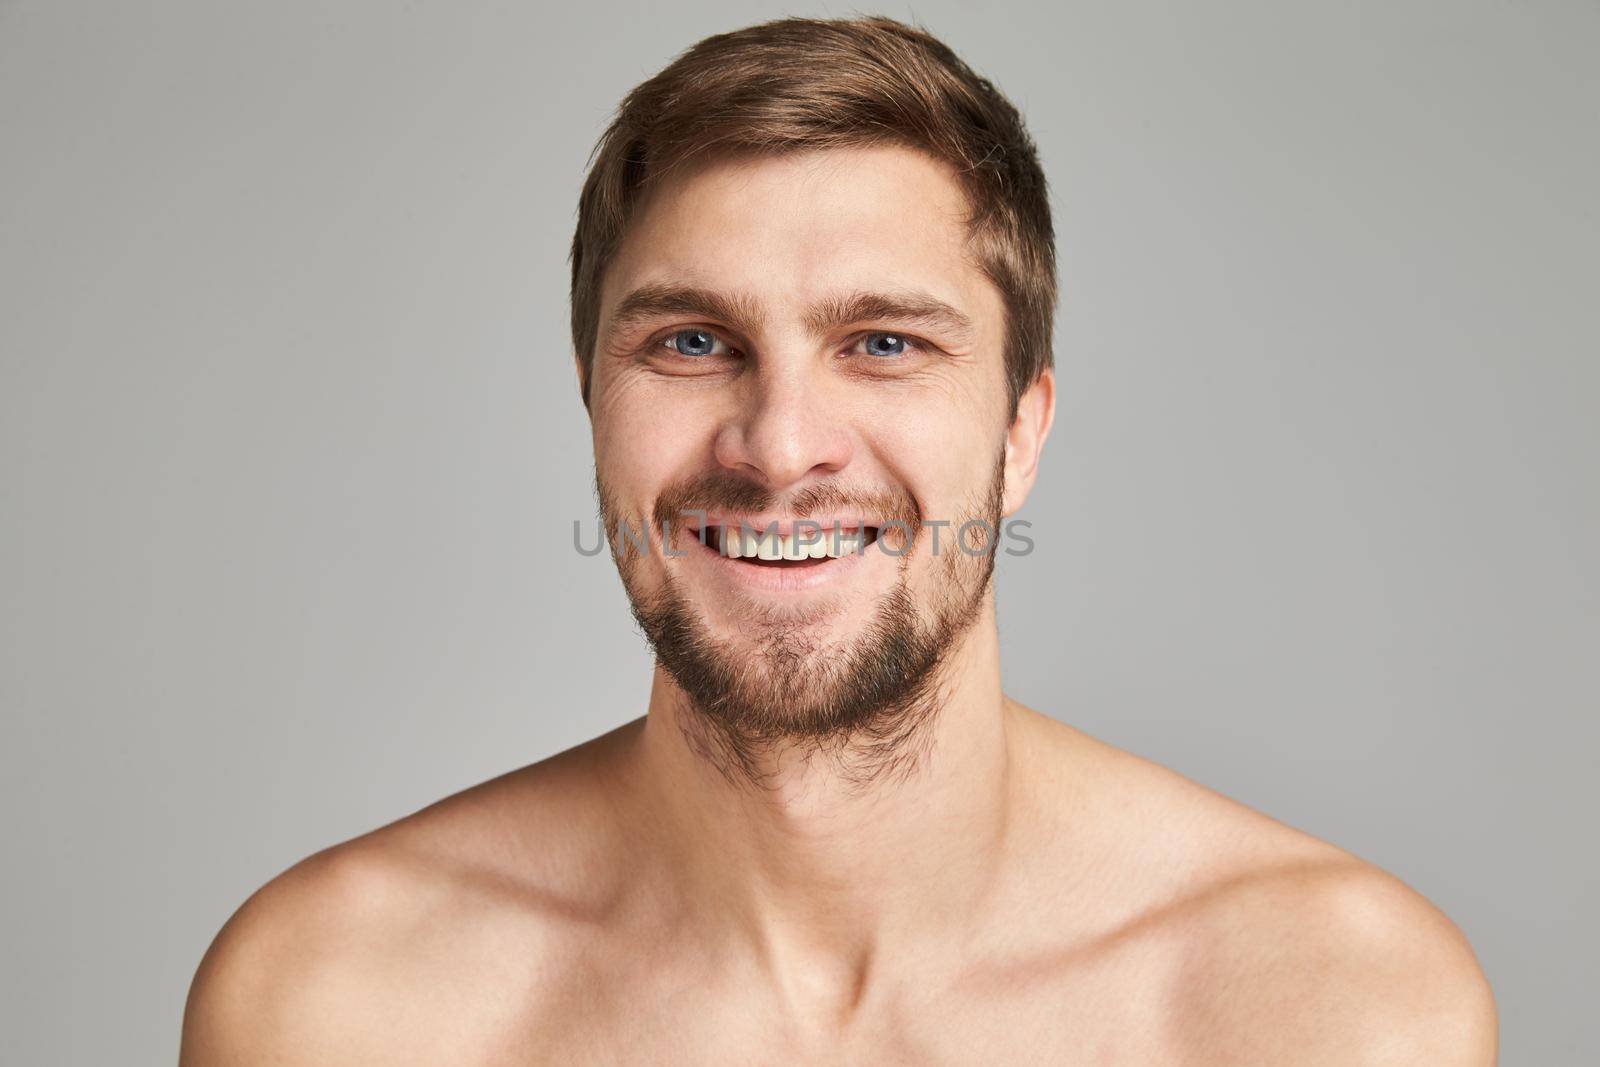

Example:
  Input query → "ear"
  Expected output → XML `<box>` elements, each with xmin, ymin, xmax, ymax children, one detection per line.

<box><xmin>1001</xmin><ymin>369</ymin><xmax>1056</xmax><ymax>516</ymax></box>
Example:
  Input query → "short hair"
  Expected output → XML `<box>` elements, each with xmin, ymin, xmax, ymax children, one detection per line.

<box><xmin>569</xmin><ymin>15</ymin><xmax>1057</xmax><ymax>418</ymax></box>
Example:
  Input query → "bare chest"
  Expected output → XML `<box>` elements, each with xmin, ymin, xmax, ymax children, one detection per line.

<box><xmin>480</xmin><ymin>944</ymin><xmax>1190</xmax><ymax>1067</ymax></box>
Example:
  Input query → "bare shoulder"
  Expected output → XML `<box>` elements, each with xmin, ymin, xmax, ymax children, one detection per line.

<box><xmin>180</xmin><ymin>721</ymin><xmax>642</xmax><ymax>1066</ymax></box>
<box><xmin>1009</xmin><ymin>702</ymin><xmax>1496</xmax><ymax>1065</ymax></box>
<box><xmin>1173</xmin><ymin>859</ymin><xmax>1497</xmax><ymax>1065</ymax></box>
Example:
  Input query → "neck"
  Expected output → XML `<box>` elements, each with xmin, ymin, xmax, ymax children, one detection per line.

<box><xmin>621</xmin><ymin>597</ymin><xmax>1022</xmax><ymax>1013</ymax></box>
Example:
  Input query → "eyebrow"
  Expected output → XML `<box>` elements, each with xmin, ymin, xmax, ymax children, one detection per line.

<box><xmin>605</xmin><ymin>284</ymin><xmax>977</xmax><ymax>348</ymax></box>
<box><xmin>607</xmin><ymin>284</ymin><xmax>768</xmax><ymax>341</ymax></box>
<box><xmin>802</xmin><ymin>290</ymin><xmax>976</xmax><ymax>346</ymax></box>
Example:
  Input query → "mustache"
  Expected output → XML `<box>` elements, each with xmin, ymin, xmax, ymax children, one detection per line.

<box><xmin>651</xmin><ymin>471</ymin><xmax>922</xmax><ymax>536</ymax></box>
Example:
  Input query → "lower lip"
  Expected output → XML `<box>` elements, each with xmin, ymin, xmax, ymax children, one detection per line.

<box><xmin>679</xmin><ymin>531</ymin><xmax>880</xmax><ymax>592</ymax></box>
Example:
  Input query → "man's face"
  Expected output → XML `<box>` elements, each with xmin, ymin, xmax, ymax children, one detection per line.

<box><xmin>585</xmin><ymin>144</ymin><xmax>1046</xmax><ymax>749</ymax></box>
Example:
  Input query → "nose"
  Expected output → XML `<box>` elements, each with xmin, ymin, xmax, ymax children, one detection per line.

<box><xmin>712</xmin><ymin>361</ymin><xmax>854</xmax><ymax>489</ymax></box>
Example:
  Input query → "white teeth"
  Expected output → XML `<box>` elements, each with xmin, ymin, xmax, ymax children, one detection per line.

<box><xmin>717</xmin><ymin>526</ymin><xmax>873</xmax><ymax>561</ymax></box>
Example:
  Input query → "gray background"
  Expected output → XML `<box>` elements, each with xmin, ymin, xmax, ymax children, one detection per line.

<box><xmin>2</xmin><ymin>1</ymin><xmax>1594</xmax><ymax>1063</ymax></box>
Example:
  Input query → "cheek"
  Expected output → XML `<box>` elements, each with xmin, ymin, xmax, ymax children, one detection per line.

<box><xmin>858</xmin><ymin>385</ymin><xmax>1005</xmax><ymax>512</ymax></box>
<box><xmin>592</xmin><ymin>379</ymin><xmax>714</xmax><ymax>500</ymax></box>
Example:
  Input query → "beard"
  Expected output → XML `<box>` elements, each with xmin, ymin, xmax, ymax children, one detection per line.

<box><xmin>598</xmin><ymin>454</ymin><xmax>1006</xmax><ymax>790</ymax></box>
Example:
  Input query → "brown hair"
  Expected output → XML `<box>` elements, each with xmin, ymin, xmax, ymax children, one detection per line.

<box><xmin>569</xmin><ymin>15</ymin><xmax>1056</xmax><ymax>417</ymax></box>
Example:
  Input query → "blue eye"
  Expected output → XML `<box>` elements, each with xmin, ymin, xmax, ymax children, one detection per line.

<box><xmin>862</xmin><ymin>332</ymin><xmax>910</xmax><ymax>358</ymax></box>
<box><xmin>665</xmin><ymin>329</ymin><xmax>723</xmax><ymax>357</ymax></box>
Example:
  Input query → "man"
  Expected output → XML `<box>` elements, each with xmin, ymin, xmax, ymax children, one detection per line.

<box><xmin>182</xmin><ymin>15</ymin><xmax>1496</xmax><ymax>1064</ymax></box>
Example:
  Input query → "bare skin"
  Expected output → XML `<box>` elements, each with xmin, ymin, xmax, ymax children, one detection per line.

<box><xmin>182</xmin><ymin>145</ymin><xmax>1496</xmax><ymax>1064</ymax></box>
<box><xmin>181</xmin><ymin>670</ymin><xmax>1495</xmax><ymax>1064</ymax></box>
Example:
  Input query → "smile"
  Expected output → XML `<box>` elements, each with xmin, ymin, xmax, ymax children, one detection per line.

<box><xmin>675</xmin><ymin>521</ymin><xmax>891</xmax><ymax>592</ymax></box>
<box><xmin>704</xmin><ymin>524</ymin><xmax>882</xmax><ymax>563</ymax></box>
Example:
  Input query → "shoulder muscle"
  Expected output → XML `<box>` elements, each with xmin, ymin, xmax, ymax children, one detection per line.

<box><xmin>1175</xmin><ymin>861</ymin><xmax>1497</xmax><ymax>1065</ymax></box>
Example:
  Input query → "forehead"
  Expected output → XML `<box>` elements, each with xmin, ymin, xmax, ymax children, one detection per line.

<box><xmin>601</xmin><ymin>144</ymin><xmax>1002</xmax><ymax>332</ymax></box>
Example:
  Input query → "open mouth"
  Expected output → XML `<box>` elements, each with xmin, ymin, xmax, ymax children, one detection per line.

<box><xmin>699</xmin><ymin>524</ymin><xmax>882</xmax><ymax>567</ymax></box>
